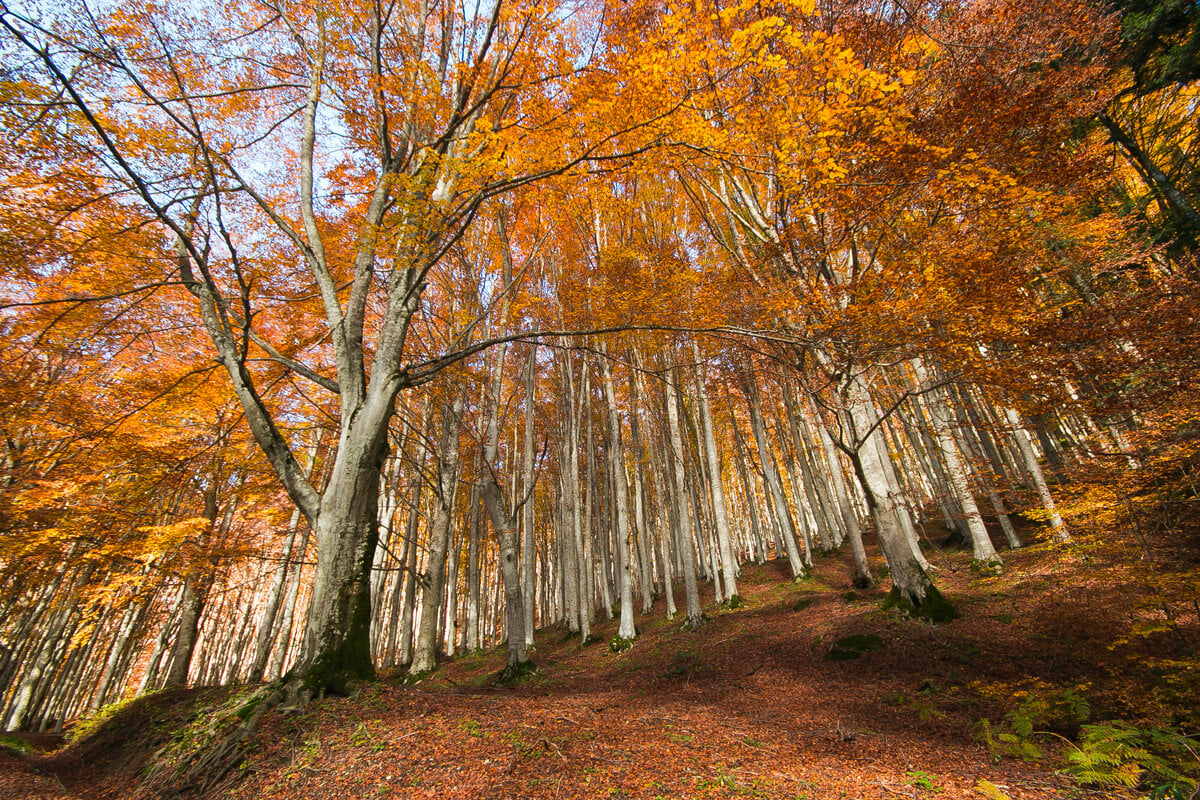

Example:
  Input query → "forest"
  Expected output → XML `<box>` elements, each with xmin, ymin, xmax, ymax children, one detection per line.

<box><xmin>0</xmin><ymin>0</ymin><xmax>1198</xmax><ymax>797</ymax></box>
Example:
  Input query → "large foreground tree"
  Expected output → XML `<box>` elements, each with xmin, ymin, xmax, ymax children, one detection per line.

<box><xmin>0</xmin><ymin>0</ymin><xmax>688</xmax><ymax>695</ymax></box>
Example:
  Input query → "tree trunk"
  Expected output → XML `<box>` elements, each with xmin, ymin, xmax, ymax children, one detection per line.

<box><xmin>1004</xmin><ymin>407</ymin><xmax>1070</xmax><ymax>542</ymax></box>
<box><xmin>842</xmin><ymin>377</ymin><xmax>950</xmax><ymax>617</ymax></box>
<box><xmin>912</xmin><ymin>360</ymin><xmax>1001</xmax><ymax>570</ymax></box>
<box><xmin>601</xmin><ymin>356</ymin><xmax>637</xmax><ymax>640</ymax></box>
<box><xmin>521</xmin><ymin>345</ymin><xmax>537</xmax><ymax>646</ymax></box>
<box><xmin>249</xmin><ymin>506</ymin><xmax>304</xmax><ymax>682</ymax></box>
<box><xmin>478</xmin><ymin>338</ymin><xmax>530</xmax><ymax>671</ymax></box>
<box><xmin>741</xmin><ymin>373</ymin><xmax>806</xmax><ymax>577</ymax></box>
<box><xmin>409</xmin><ymin>397</ymin><xmax>463</xmax><ymax>676</ymax></box>
<box><xmin>665</xmin><ymin>363</ymin><xmax>705</xmax><ymax>628</ymax></box>
<box><xmin>691</xmin><ymin>344</ymin><xmax>739</xmax><ymax>598</ymax></box>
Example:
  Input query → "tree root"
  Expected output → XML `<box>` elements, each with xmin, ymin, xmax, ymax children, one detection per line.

<box><xmin>495</xmin><ymin>659</ymin><xmax>538</xmax><ymax>685</ymax></box>
<box><xmin>141</xmin><ymin>677</ymin><xmax>313</xmax><ymax>798</ymax></box>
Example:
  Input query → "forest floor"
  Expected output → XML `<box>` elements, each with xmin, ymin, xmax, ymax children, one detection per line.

<box><xmin>3</xmin><ymin>521</ymin><xmax>1198</xmax><ymax>800</ymax></box>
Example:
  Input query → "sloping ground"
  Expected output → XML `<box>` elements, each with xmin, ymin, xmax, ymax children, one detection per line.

<box><xmin>5</xmin><ymin>527</ymin><xmax>1197</xmax><ymax>800</ymax></box>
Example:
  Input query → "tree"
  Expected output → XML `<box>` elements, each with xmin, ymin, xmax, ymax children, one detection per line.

<box><xmin>0</xmin><ymin>0</ymin><xmax>687</xmax><ymax>697</ymax></box>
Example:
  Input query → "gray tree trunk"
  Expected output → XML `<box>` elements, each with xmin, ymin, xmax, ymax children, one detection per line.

<box><xmin>691</xmin><ymin>345</ymin><xmax>738</xmax><ymax>598</ymax></box>
<box><xmin>409</xmin><ymin>397</ymin><xmax>464</xmax><ymax>676</ymax></box>
<box><xmin>842</xmin><ymin>377</ymin><xmax>937</xmax><ymax>608</ymax></box>
<box><xmin>741</xmin><ymin>373</ymin><xmax>806</xmax><ymax>577</ymax></box>
<box><xmin>601</xmin><ymin>356</ymin><xmax>637</xmax><ymax>640</ymax></box>
<box><xmin>1004</xmin><ymin>407</ymin><xmax>1070</xmax><ymax>542</ymax></box>
<box><xmin>521</xmin><ymin>345</ymin><xmax>537</xmax><ymax>646</ymax></box>
<box><xmin>665</xmin><ymin>363</ymin><xmax>705</xmax><ymax>628</ymax></box>
<box><xmin>912</xmin><ymin>359</ymin><xmax>1000</xmax><ymax>569</ymax></box>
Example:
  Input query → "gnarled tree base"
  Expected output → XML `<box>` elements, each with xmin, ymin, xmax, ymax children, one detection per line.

<box><xmin>146</xmin><ymin>661</ymin><xmax>372</xmax><ymax>798</ymax></box>
<box><xmin>881</xmin><ymin>584</ymin><xmax>959</xmax><ymax>623</ymax></box>
<box><xmin>142</xmin><ymin>682</ymin><xmax>283</xmax><ymax>798</ymax></box>
<box><xmin>496</xmin><ymin>660</ymin><xmax>539</xmax><ymax>685</ymax></box>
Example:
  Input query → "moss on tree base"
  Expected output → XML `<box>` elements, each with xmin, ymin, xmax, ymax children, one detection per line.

<box><xmin>851</xmin><ymin>573</ymin><xmax>874</xmax><ymax>590</ymax></box>
<box><xmin>970</xmin><ymin>559</ymin><xmax>1005</xmax><ymax>577</ymax></box>
<box><xmin>609</xmin><ymin>634</ymin><xmax>635</xmax><ymax>653</ymax></box>
<box><xmin>400</xmin><ymin>667</ymin><xmax>438</xmax><ymax>686</ymax></box>
<box><xmin>882</xmin><ymin>584</ymin><xmax>960</xmax><ymax>623</ymax></box>
<box><xmin>496</xmin><ymin>660</ymin><xmax>538</xmax><ymax>685</ymax></box>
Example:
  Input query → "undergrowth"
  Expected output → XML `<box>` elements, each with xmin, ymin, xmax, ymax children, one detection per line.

<box><xmin>977</xmin><ymin>683</ymin><xmax>1199</xmax><ymax>798</ymax></box>
<box><xmin>68</xmin><ymin>694</ymin><xmax>145</xmax><ymax>744</ymax></box>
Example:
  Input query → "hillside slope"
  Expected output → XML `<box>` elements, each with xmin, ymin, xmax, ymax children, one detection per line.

<box><xmin>5</xmin><ymin>532</ymin><xmax>1197</xmax><ymax>800</ymax></box>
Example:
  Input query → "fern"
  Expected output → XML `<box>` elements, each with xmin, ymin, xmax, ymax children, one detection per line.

<box><xmin>1064</xmin><ymin>723</ymin><xmax>1199</xmax><ymax>800</ymax></box>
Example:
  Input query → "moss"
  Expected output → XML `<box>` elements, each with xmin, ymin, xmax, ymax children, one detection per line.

<box><xmin>824</xmin><ymin>633</ymin><xmax>885</xmax><ymax>661</ymax></box>
<box><xmin>724</xmin><ymin>594</ymin><xmax>744</xmax><ymax>609</ymax></box>
<box><xmin>920</xmin><ymin>585</ymin><xmax>960</xmax><ymax>622</ymax></box>
<box><xmin>300</xmin><ymin>629</ymin><xmax>376</xmax><ymax>698</ymax></box>
<box><xmin>233</xmin><ymin>694</ymin><xmax>265</xmax><ymax>721</ymax></box>
<box><xmin>496</xmin><ymin>660</ymin><xmax>539</xmax><ymax>685</ymax></box>
<box><xmin>882</xmin><ymin>584</ymin><xmax>960</xmax><ymax>623</ymax></box>
<box><xmin>881</xmin><ymin>587</ymin><xmax>917</xmax><ymax>616</ymax></box>
<box><xmin>792</xmin><ymin>597</ymin><xmax>814</xmax><ymax>611</ymax></box>
<box><xmin>970</xmin><ymin>558</ymin><xmax>1005</xmax><ymax>577</ymax></box>
<box><xmin>835</xmin><ymin>633</ymin><xmax>885</xmax><ymax>651</ymax></box>
<box><xmin>609</xmin><ymin>635</ymin><xmax>635</xmax><ymax>654</ymax></box>
<box><xmin>69</xmin><ymin>694</ymin><xmax>144</xmax><ymax>743</ymax></box>
<box><xmin>400</xmin><ymin>667</ymin><xmax>438</xmax><ymax>686</ymax></box>
<box><xmin>0</xmin><ymin>734</ymin><xmax>34</xmax><ymax>755</ymax></box>
<box><xmin>841</xmin><ymin>590</ymin><xmax>859</xmax><ymax>603</ymax></box>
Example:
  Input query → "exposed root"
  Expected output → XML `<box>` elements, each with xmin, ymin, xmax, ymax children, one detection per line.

<box><xmin>139</xmin><ymin>670</ymin><xmax>339</xmax><ymax>798</ymax></box>
<box><xmin>880</xmin><ymin>584</ymin><xmax>960</xmax><ymax>623</ymax></box>
<box><xmin>140</xmin><ymin>683</ymin><xmax>283</xmax><ymax>798</ymax></box>
<box><xmin>495</xmin><ymin>659</ymin><xmax>538</xmax><ymax>685</ymax></box>
<box><xmin>852</xmin><ymin>572</ymin><xmax>875</xmax><ymax>590</ymax></box>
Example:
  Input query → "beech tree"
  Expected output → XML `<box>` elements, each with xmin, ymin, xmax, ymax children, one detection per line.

<box><xmin>0</xmin><ymin>0</ymin><xmax>695</xmax><ymax>696</ymax></box>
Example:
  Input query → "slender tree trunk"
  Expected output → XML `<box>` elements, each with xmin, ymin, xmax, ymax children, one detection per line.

<box><xmin>444</xmin><ymin>512</ymin><xmax>461</xmax><ymax>658</ymax></box>
<box><xmin>691</xmin><ymin>344</ymin><xmax>738</xmax><ymax>598</ymax></box>
<box><xmin>568</xmin><ymin>357</ymin><xmax>591</xmax><ymax>640</ymax></box>
<box><xmin>582</xmin><ymin>372</ymin><xmax>611</xmax><ymax>619</ymax></box>
<box><xmin>1099</xmin><ymin>113</ymin><xmax>1200</xmax><ymax>236</ymax></box>
<box><xmin>409</xmin><ymin>397</ymin><xmax>464</xmax><ymax>676</ymax></box>
<box><xmin>521</xmin><ymin>345</ymin><xmax>537</xmax><ymax>646</ymax></box>
<box><xmin>627</xmin><ymin>361</ymin><xmax>657</xmax><ymax>613</ymax></box>
<box><xmin>741</xmin><ymin>373</ymin><xmax>805</xmax><ymax>577</ymax></box>
<box><xmin>478</xmin><ymin>338</ymin><xmax>530</xmax><ymax>671</ymax></box>
<box><xmin>912</xmin><ymin>360</ymin><xmax>1001</xmax><ymax>569</ymax></box>
<box><xmin>164</xmin><ymin>484</ymin><xmax>238</xmax><ymax>689</ymax></box>
<box><xmin>268</xmin><ymin>521</ymin><xmax>312</xmax><ymax>680</ymax></box>
<box><xmin>1004</xmin><ymin>407</ymin><xmax>1070</xmax><ymax>542</ymax></box>
<box><xmin>249</xmin><ymin>506</ymin><xmax>304</xmax><ymax>682</ymax></box>
<box><xmin>729</xmin><ymin>403</ymin><xmax>769</xmax><ymax>564</ymax></box>
<box><xmin>665</xmin><ymin>363</ymin><xmax>705</xmax><ymax>628</ymax></box>
<box><xmin>601</xmin><ymin>356</ymin><xmax>637</xmax><ymax>640</ymax></box>
<box><xmin>644</xmin><ymin>401</ymin><xmax>677</xmax><ymax>618</ymax></box>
